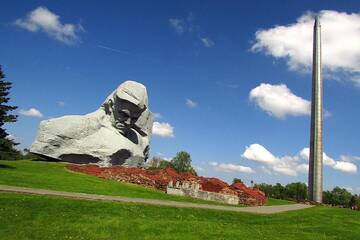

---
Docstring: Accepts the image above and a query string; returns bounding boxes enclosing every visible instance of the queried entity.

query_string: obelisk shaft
[308,17,323,203]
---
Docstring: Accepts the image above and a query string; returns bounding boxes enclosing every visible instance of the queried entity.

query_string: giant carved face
[111,98,142,135]
[103,81,152,138]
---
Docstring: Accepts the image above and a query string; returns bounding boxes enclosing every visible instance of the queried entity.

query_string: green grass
[0,159,232,205]
[0,192,359,240]
[266,198,296,206]
[0,159,295,207]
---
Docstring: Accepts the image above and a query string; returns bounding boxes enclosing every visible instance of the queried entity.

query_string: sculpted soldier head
[102,81,151,137]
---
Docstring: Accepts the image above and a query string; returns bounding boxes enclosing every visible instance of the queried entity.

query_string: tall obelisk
[308,16,323,203]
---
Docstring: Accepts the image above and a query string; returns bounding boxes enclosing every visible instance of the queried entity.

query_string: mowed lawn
[0,159,291,206]
[0,192,359,240]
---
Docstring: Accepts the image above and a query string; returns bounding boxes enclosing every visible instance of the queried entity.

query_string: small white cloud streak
[15,6,83,45]
[152,122,174,138]
[209,161,254,174]
[18,108,43,118]
[169,18,186,34]
[201,38,215,48]
[186,99,198,108]
[57,101,65,107]
[249,83,311,118]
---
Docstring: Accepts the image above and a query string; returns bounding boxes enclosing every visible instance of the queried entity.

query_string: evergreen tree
[0,65,19,159]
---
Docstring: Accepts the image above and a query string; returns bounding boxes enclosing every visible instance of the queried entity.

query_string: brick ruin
[67,164,267,206]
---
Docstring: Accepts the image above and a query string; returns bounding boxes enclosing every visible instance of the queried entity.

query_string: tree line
[147,151,198,176]
[254,182,360,209]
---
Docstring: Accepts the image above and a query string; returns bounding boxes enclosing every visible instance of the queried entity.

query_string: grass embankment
[0,192,359,240]
[0,159,293,206]
[0,159,227,205]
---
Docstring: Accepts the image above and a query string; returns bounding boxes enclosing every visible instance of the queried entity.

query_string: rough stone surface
[30,81,153,167]
[166,182,240,205]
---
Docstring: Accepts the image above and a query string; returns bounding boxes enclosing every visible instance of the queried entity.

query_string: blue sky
[1,1,360,193]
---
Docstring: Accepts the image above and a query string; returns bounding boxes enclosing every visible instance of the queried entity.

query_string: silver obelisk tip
[314,16,321,27]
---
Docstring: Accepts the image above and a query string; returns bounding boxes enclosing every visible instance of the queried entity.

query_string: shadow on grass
[0,164,16,169]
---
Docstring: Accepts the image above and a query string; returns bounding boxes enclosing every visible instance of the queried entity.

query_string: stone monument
[30,80,153,167]
[308,17,323,203]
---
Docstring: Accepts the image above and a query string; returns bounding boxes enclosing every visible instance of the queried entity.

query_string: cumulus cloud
[209,162,255,174]
[169,18,187,34]
[201,38,215,48]
[249,83,310,118]
[251,10,360,84]
[186,99,198,108]
[15,6,83,45]
[152,122,174,138]
[333,161,357,174]
[18,108,43,118]
[340,155,360,162]
[242,144,358,175]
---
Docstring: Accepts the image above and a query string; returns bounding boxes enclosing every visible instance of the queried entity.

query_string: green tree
[0,65,19,160]
[146,156,174,169]
[233,178,243,184]
[254,183,273,197]
[170,151,197,175]
[323,187,352,207]
[349,195,356,208]
[331,187,352,207]
[272,183,286,199]
[285,182,307,201]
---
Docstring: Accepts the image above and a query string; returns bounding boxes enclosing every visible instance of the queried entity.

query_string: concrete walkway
[0,185,313,214]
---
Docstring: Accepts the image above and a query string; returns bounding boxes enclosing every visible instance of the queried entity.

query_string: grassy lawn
[0,192,359,240]
[0,159,292,206]
[0,159,231,205]
[266,198,296,206]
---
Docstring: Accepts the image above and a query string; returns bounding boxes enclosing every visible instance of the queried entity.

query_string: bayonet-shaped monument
[308,16,323,203]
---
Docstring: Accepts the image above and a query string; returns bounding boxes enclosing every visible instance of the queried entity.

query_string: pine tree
[0,65,20,159]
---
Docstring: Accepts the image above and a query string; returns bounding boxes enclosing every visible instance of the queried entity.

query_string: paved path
[0,185,313,214]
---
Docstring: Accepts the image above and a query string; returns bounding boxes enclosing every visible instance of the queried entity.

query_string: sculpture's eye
[119,111,130,119]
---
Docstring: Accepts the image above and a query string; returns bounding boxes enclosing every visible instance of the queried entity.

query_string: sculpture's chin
[115,123,129,135]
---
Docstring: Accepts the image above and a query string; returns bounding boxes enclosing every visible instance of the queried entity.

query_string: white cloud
[339,155,360,162]
[169,18,186,34]
[201,37,215,48]
[57,101,65,107]
[209,161,218,167]
[343,187,354,193]
[152,122,174,138]
[249,83,310,118]
[209,162,254,174]
[15,6,83,45]
[186,99,198,108]
[333,161,357,174]
[18,108,43,118]
[153,112,162,119]
[241,143,278,164]
[251,10,360,84]
[194,165,205,172]
[242,144,358,176]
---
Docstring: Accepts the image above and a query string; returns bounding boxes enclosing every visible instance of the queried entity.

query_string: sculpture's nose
[124,118,131,125]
